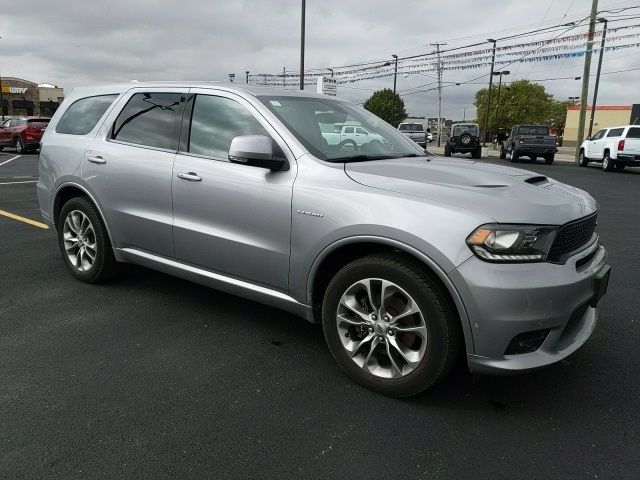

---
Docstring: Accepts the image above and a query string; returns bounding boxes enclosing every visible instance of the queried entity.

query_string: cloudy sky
[1,0,639,121]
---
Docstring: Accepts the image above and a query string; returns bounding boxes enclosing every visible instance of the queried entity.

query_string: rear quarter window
[606,128,624,137]
[56,94,119,135]
[625,127,640,139]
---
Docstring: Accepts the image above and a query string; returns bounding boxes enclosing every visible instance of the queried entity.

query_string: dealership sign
[1,86,28,94]
[316,77,337,96]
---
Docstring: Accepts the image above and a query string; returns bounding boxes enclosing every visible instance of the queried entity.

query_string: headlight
[466,224,558,262]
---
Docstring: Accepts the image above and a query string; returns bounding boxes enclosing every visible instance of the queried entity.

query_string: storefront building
[563,104,640,147]
[0,77,65,118]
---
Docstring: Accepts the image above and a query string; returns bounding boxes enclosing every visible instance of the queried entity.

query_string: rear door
[84,88,187,258]
[171,88,296,291]
[0,119,12,145]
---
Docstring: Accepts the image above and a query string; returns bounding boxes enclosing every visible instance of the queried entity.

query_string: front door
[171,90,295,292]
[83,88,187,258]
[588,129,606,159]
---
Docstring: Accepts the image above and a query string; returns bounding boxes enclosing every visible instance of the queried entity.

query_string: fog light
[505,329,550,355]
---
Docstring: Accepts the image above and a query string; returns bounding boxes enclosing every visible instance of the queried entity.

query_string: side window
[592,130,605,140]
[186,95,269,159]
[356,127,367,135]
[56,94,119,135]
[111,92,183,150]
[606,128,624,137]
[344,126,354,134]
[626,127,640,139]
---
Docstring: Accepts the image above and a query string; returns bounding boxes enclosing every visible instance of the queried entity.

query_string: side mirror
[228,135,286,170]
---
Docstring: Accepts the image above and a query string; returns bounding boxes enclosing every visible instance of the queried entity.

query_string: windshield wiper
[327,153,427,163]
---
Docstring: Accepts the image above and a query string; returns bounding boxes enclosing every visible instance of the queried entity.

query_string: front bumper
[449,239,609,374]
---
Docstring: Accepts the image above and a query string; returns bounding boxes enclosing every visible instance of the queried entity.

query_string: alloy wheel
[336,278,427,379]
[62,210,97,272]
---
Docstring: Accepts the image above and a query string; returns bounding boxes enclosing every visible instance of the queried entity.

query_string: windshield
[399,123,424,132]
[258,96,425,162]
[452,124,478,136]
[517,126,549,136]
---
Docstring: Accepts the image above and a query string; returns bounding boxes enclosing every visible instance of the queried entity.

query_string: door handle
[177,172,202,182]
[87,155,106,164]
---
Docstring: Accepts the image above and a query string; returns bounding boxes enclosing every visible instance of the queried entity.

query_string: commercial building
[563,104,640,146]
[0,77,64,119]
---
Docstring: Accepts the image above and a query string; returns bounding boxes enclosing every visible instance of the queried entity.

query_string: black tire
[510,147,519,163]
[499,145,506,159]
[321,253,460,397]
[15,137,25,154]
[0,145,4,151]
[57,196,118,283]
[544,154,554,165]
[472,146,481,159]
[444,144,451,157]
[578,149,589,167]
[529,155,537,162]
[336,139,358,152]
[602,152,615,172]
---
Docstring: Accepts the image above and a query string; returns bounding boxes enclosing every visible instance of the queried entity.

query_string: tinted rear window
[27,119,49,129]
[56,95,118,135]
[453,124,478,136]
[111,92,182,150]
[399,123,424,131]
[607,128,624,137]
[626,127,640,139]
[517,126,549,135]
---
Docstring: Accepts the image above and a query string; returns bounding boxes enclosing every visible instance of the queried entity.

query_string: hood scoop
[524,175,549,185]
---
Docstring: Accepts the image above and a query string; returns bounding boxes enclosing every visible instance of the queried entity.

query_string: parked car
[322,124,389,150]
[578,125,640,172]
[0,116,50,153]
[37,83,610,397]
[398,122,427,147]
[444,123,481,158]
[500,125,557,164]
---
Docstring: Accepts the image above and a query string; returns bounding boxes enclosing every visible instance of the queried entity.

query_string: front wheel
[322,254,460,397]
[57,197,119,283]
[510,147,519,163]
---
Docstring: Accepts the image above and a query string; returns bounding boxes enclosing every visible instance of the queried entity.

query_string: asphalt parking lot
[1,151,639,479]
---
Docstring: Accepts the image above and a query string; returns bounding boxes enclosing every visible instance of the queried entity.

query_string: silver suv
[37,82,611,397]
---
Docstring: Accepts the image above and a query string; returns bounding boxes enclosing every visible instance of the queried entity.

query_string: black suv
[500,124,557,164]
[444,123,481,158]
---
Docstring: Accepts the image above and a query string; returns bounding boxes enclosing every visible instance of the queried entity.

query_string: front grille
[547,212,598,262]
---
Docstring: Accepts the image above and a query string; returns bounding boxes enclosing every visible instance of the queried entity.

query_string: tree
[474,80,554,134]
[363,89,407,127]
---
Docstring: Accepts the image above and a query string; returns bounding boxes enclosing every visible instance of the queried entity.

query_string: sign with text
[316,77,337,96]
[1,86,28,94]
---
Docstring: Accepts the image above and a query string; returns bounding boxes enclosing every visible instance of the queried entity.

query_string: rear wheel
[499,145,506,159]
[444,144,451,157]
[510,147,519,163]
[530,155,537,161]
[472,146,481,159]
[578,150,589,167]
[322,254,460,397]
[544,154,554,165]
[57,197,118,283]
[15,137,25,154]
[602,152,615,172]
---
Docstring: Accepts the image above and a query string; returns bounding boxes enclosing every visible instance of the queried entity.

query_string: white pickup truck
[322,124,388,149]
[578,125,640,172]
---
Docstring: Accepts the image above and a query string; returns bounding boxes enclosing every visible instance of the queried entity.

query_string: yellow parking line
[0,209,49,229]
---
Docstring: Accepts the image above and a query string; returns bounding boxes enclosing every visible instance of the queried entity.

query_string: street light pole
[391,54,398,126]
[246,71,249,84]
[431,42,446,147]
[575,0,599,160]
[588,18,608,138]
[299,0,306,90]
[482,39,497,147]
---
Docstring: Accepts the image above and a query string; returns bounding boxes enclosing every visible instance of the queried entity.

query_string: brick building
[0,77,64,118]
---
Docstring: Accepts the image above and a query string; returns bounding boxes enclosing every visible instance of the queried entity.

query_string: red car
[0,116,50,153]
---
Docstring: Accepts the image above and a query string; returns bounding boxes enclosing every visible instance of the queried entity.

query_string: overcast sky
[1,0,638,120]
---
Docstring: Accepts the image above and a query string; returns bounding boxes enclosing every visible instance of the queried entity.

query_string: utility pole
[245,71,249,84]
[391,54,398,126]
[482,39,497,147]
[283,67,286,88]
[588,17,607,138]
[463,107,466,122]
[431,42,446,147]
[300,0,306,90]
[575,0,599,161]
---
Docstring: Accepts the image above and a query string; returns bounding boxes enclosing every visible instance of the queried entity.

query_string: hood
[345,157,597,224]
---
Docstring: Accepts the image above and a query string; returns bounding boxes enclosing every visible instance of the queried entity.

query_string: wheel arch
[306,236,474,354]
[53,182,117,250]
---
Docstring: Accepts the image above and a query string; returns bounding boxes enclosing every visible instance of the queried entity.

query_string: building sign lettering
[1,86,28,94]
